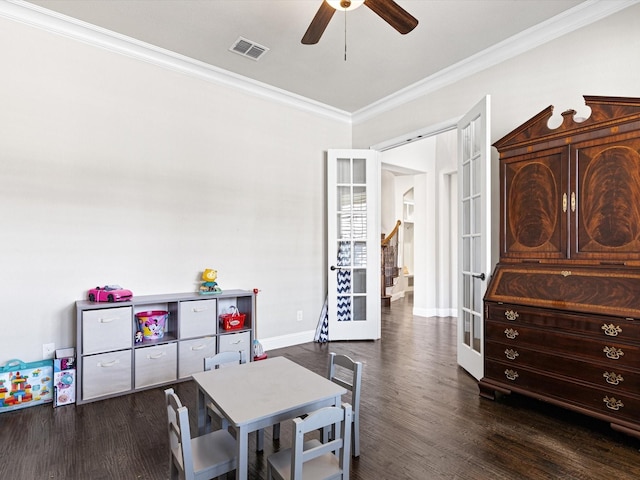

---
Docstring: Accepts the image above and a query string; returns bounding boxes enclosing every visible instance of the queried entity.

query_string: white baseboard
[413,307,457,318]
[258,330,316,352]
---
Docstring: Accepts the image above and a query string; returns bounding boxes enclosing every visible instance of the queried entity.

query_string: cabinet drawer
[134,343,177,388]
[218,331,251,361]
[82,350,132,401]
[486,340,640,396]
[485,359,640,425]
[179,300,216,338]
[83,307,132,355]
[178,336,216,379]
[487,303,640,343]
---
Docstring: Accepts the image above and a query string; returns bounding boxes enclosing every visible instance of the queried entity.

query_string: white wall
[0,16,350,362]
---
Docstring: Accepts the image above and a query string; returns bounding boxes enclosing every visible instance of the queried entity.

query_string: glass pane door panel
[353,242,367,266]
[472,237,481,272]
[462,238,470,270]
[353,186,367,210]
[337,215,351,239]
[463,199,470,234]
[463,311,471,347]
[353,158,366,184]
[337,241,351,266]
[352,269,366,293]
[337,296,351,321]
[353,296,366,321]
[472,196,481,234]
[353,214,367,239]
[337,158,351,183]
[472,154,481,195]
[463,162,470,196]
[338,186,351,212]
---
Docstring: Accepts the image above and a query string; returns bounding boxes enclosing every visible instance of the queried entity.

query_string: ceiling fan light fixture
[327,0,364,11]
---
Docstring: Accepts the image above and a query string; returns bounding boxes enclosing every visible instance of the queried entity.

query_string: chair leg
[272,422,280,440]
[352,416,360,457]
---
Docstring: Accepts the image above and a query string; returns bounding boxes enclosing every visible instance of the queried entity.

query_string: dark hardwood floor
[2,295,640,479]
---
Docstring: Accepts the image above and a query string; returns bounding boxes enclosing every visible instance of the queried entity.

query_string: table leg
[236,425,249,480]
[196,388,206,436]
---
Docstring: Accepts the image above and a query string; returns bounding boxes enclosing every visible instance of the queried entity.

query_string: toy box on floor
[0,358,54,412]
[54,348,76,407]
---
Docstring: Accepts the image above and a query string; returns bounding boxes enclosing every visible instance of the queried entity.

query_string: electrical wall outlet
[43,342,55,360]
[296,310,303,322]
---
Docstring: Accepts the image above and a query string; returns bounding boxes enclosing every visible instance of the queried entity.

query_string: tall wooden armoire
[481,96,640,439]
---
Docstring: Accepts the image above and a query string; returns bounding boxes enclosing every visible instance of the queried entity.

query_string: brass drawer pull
[603,396,624,411]
[504,369,519,381]
[603,346,624,360]
[603,371,624,386]
[562,193,567,212]
[504,348,519,360]
[504,310,519,321]
[601,323,622,337]
[504,328,519,340]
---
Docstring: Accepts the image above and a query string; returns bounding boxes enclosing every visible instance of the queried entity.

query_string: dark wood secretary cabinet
[481,96,640,439]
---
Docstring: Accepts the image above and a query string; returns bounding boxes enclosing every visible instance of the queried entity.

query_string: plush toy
[199,268,222,294]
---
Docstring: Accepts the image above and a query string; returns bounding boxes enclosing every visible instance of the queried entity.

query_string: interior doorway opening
[378,128,458,319]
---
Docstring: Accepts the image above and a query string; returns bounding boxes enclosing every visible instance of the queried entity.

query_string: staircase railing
[381,220,401,306]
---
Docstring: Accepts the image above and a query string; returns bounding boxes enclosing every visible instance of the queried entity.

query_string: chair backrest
[164,388,194,479]
[328,353,362,414]
[203,350,246,371]
[291,403,352,479]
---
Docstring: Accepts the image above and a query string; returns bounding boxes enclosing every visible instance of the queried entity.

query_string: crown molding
[0,0,352,124]
[352,0,640,125]
[2,0,638,127]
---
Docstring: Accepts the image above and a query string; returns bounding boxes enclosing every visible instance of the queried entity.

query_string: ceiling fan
[302,0,418,45]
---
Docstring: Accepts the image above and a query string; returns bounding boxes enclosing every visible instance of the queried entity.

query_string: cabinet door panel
[574,134,640,260]
[502,147,567,259]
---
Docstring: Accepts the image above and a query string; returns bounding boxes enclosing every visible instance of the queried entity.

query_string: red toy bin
[220,307,246,331]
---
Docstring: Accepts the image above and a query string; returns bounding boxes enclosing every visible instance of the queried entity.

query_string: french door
[457,96,491,380]
[326,149,381,340]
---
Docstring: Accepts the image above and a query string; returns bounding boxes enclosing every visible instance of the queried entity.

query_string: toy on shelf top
[199,269,222,295]
[87,285,132,303]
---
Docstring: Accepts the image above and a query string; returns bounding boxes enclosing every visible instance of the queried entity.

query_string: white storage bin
[82,307,132,355]
[218,331,251,362]
[178,336,216,378]
[82,350,132,400]
[179,299,216,339]
[134,343,177,388]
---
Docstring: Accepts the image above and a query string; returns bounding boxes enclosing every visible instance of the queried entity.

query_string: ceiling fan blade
[364,0,418,34]
[302,1,336,45]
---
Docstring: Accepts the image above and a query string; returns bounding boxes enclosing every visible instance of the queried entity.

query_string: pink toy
[88,285,133,303]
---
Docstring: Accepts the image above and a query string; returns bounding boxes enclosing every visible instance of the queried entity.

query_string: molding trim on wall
[1,0,352,124]
[3,0,636,130]
[352,0,640,125]
[260,330,316,352]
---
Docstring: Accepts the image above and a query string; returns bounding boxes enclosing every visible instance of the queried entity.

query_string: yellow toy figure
[199,268,222,294]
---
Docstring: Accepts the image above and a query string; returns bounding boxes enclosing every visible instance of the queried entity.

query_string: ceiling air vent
[229,37,269,61]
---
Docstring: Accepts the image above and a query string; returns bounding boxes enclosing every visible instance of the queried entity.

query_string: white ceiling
[19,0,617,113]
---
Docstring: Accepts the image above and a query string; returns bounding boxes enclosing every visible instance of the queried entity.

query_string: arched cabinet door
[501,145,568,260]
[573,133,640,261]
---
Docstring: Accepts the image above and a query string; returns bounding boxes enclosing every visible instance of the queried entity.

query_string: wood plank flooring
[1,295,640,479]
